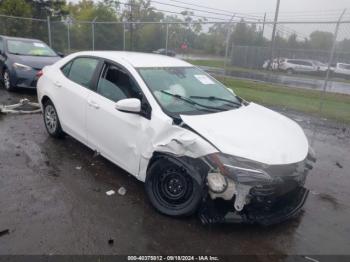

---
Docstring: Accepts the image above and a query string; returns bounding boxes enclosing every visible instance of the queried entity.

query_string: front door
[86,62,151,176]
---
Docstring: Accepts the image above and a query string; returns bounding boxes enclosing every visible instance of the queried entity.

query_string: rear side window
[61,61,72,77]
[62,57,99,88]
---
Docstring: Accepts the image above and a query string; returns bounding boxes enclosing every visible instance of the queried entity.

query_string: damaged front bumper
[199,186,309,226]
[199,152,315,226]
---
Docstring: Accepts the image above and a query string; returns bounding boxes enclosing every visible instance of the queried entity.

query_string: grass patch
[215,76,350,123]
[186,59,225,68]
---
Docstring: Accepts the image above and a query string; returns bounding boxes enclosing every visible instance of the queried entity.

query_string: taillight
[36,70,43,78]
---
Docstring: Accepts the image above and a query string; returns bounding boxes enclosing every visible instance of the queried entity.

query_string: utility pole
[92,17,98,50]
[165,23,169,53]
[47,16,52,47]
[261,12,266,37]
[269,0,280,70]
[224,14,236,74]
[129,0,134,51]
[123,22,126,51]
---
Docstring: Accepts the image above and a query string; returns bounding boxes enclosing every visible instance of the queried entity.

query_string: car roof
[0,35,42,42]
[74,51,192,68]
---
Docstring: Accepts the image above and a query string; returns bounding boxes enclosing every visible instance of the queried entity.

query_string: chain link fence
[1,14,350,123]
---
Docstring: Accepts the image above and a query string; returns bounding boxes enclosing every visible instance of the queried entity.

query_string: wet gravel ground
[0,88,350,257]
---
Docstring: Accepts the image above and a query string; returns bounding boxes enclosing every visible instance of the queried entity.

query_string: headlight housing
[206,153,273,186]
[13,63,32,71]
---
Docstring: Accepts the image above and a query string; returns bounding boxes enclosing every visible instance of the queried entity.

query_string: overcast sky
[174,0,349,19]
[69,0,350,38]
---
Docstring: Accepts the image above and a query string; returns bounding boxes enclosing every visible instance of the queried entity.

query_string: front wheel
[145,157,203,217]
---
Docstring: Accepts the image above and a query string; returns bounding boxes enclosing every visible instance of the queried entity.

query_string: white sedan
[37,51,315,225]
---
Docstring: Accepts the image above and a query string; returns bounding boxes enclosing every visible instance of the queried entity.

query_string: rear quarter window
[61,57,100,88]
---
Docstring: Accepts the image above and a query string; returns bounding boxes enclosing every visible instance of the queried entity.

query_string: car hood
[180,103,309,165]
[9,54,61,70]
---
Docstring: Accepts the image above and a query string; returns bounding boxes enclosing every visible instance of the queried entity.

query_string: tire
[43,100,65,138]
[2,69,15,91]
[145,157,203,217]
[286,68,294,75]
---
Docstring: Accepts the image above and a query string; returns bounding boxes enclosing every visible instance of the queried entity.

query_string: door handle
[88,100,100,109]
[54,81,62,88]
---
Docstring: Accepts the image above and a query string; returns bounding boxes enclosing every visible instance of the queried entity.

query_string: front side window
[7,40,57,57]
[66,57,99,88]
[138,67,241,115]
[97,63,141,102]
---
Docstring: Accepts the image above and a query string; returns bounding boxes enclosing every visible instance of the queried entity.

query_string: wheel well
[146,152,210,185]
[41,96,51,106]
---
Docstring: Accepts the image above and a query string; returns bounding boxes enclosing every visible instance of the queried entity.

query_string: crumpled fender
[137,121,218,182]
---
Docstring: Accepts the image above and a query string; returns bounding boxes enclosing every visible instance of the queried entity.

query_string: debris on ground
[0,229,10,237]
[108,239,114,245]
[106,190,115,196]
[304,256,319,262]
[0,99,41,114]
[336,162,343,168]
[118,187,127,196]
[75,166,82,170]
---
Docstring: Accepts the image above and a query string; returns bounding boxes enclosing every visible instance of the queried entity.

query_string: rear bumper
[199,186,309,226]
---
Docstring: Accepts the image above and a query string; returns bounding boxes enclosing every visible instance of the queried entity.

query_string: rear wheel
[2,69,14,91]
[43,100,65,138]
[145,157,203,217]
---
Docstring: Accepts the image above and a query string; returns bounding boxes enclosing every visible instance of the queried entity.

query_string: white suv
[37,51,315,225]
[279,59,318,74]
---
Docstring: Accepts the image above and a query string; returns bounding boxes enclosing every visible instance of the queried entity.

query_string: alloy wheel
[45,105,58,134]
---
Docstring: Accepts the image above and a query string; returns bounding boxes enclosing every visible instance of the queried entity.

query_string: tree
[309,31,334,50]
[0,0,32,37]
[25,0,68,19]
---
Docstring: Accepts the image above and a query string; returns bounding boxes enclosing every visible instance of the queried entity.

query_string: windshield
[7,40,57,57]
[138,67,241,115]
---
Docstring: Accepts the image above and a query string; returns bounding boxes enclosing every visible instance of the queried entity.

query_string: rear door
[54,56,101,145]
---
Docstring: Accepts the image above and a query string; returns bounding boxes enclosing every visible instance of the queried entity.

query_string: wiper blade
[189,95,241,107]
[160,90,223,111]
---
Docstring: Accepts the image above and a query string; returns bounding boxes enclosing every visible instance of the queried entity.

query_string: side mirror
[115,98,141,113]
[56,52,65,58]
